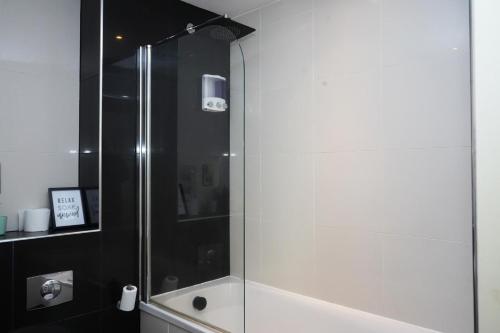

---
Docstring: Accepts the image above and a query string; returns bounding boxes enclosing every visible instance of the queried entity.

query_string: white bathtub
[141,276,440,333]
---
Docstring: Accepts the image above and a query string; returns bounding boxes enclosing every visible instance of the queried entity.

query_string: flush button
[27,270,73,310]
[40,279,62,300]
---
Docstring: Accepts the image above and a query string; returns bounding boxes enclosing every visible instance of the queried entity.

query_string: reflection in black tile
[149,27,233,295]
[101,51,139,310]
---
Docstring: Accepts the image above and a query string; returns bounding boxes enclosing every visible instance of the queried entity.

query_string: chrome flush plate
[26,270,73,310]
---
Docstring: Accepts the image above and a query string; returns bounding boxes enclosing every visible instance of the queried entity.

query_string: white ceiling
[182,0,275,18]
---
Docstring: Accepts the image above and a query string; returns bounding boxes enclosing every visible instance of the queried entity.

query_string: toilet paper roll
[24,208,50,232]
[161,275,179,292]
[118,285,137,312]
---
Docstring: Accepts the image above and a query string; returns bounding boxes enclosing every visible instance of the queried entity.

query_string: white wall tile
[238,0,473,331]
[0,152,78,230]
[260,11,313,154]
[229,153,245,216]
[0,0,80,231]
[381,235,474,333]
[0,0,81,75]
[0,70,79,154]
[381,148,472,243]
[245,155,262,220]
[380,60,471,149]
[230,215,244,278]
[230,42,247,279]
[261,220,315,296]
[260,87,313,154]
[261,153,314,225]
[261,12,312,93]
[245,217,263,281]
[182,0,275,18]
[381,0,470,68]
[239,11,262,156]
[314,226,383,314]
[313,0,380,76]
[315,151,383,232]
[313,71,381,152]
[261,0,313,26]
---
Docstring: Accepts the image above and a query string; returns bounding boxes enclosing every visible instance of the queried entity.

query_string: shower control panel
[26,270,73,310]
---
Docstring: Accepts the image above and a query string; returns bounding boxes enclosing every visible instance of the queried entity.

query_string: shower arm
[155,13,228,46]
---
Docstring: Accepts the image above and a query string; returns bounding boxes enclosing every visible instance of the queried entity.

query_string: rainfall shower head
[194,16,250,42]
[206,24,242,41]
[155,14,255,46]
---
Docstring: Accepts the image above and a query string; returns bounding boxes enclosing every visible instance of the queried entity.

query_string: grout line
[257,8,264,283]
[232,0,281,20]
[316,224,473,246]
[311,0,318,287]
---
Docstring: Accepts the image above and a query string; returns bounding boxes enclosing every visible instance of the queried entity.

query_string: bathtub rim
[142,278,441,333]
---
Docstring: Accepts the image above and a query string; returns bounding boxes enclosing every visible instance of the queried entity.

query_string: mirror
[0,0,101,241]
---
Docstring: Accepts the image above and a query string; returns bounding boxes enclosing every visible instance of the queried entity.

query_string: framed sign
[83,188,99,225]
[49,188,87,230]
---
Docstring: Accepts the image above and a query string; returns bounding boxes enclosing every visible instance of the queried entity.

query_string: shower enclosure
[138,16,250,333]
[139,1,474,332]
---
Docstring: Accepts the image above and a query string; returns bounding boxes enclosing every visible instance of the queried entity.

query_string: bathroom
[0,0,500,332]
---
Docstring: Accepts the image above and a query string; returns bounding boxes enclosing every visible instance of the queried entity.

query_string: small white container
[24,208,50,232]
[18,209,26,231]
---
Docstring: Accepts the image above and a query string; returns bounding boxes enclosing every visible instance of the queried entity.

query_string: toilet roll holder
[117,284,137,311]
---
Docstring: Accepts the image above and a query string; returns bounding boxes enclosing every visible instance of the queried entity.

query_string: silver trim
[469,0,478,331]
[98,0,103,236]
[137,45,152,302]
[145,45,152,302]
[138,46,144,301]
[0,229,100,244]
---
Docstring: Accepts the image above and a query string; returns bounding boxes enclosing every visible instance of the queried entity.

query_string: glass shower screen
[138,21,246,333]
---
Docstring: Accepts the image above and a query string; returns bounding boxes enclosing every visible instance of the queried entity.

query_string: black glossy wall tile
[80,0,101,80]
[11,234,102,329]
[103,0,217,64]
[79,0,101,189]
[5,2,254,333]
[99,306,140,333]
[11,311,101,333]
[100,51,139,309]
[79,75,100,188]
[0,242,13,332]
[149,26,232,294]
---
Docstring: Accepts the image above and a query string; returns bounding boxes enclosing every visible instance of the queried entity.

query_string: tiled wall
[0,0,81,231]
[0,0,142,331]
[237,0,474,332]
[473,1,500,332]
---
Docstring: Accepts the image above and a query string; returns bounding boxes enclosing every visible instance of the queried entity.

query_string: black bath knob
[192,296,207,311]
